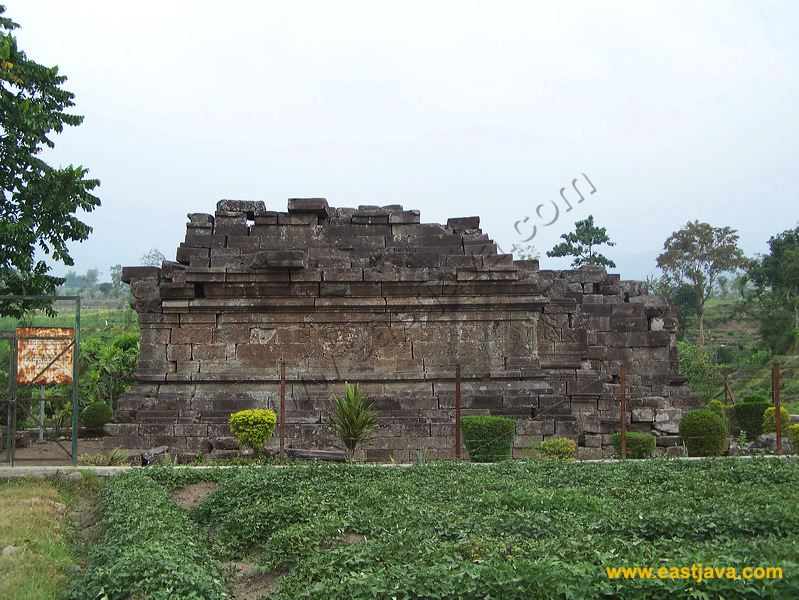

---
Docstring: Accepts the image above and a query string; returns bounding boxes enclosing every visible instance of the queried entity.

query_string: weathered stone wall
[107,199,696,461]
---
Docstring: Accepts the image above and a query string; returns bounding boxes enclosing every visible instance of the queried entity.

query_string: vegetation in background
[140,247,166,267]
[329,383,378,461]
[80,401,113,434]
[656,221,746,349]
[732,396,771,439]
[676,341,720,401]
[512,244,540,261]
[460,415,516,462]
[762,406,791,435]
[0,312,137,431]
[0,6,100,318]
[744,226,799,354]
[546,215,616,268]
[612,431,656,459]
[77,447,129,466]
[529,436,576,460]
[679,409,728,456]
[229,409,277,457]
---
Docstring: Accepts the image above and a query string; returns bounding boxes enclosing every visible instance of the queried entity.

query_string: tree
[109,264,123,291]
[79,267,99,289]
[140,248,165,267]
[656,221,746,350]
[0,7,100,317]
[546,215,616,268]
[745,226,799,353]
[513,244,540,260]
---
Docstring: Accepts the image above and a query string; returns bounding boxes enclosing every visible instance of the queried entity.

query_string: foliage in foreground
[144,459,799,599]
[69,470,226,600]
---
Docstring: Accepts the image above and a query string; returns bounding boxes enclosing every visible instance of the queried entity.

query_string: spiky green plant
[330,383,378,461]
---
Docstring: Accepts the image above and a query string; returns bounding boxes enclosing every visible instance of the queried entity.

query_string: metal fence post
[280,361,286,464]
[71,297,80,466]
[620,364,627,460]
[773,362,781,456]
[455,364,461,460]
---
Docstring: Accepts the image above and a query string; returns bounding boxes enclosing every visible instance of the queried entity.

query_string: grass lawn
[71,459,799,599]
[0,476,94,600]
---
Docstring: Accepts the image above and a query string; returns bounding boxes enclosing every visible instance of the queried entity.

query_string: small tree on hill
[546,215,616,268]
[140,248,165,267]
[656,221,746,350]
[745,226,799,353]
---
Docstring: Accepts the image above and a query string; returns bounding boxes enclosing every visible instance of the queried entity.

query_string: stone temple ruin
[107,199,696,461]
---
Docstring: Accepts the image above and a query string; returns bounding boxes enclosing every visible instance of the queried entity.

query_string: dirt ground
[0,437,106,466]
[171,481,218,509]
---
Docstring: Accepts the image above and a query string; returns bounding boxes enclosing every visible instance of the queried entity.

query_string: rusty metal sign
[16,327,75,385]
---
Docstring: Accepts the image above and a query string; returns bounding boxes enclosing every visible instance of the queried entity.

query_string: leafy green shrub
[229,409,277,456]
[732,398,770,437]
[762,406,791,434]
[743,392,770,403]
[529,436,576,461]
[461,415,516,462]
[80,401,112,434]
[329,383,378,461]
[78,447,129,466]
[679,409,728,457]
[787,425,799,454]
[676,341,720,401]
[707,399,725,418]
[747,348,773,368]
[69,471,226,599]
[612,431,656,459]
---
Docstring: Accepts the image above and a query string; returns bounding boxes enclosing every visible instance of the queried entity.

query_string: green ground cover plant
[69,470,226,600]
[0,477,93,600]
[137,460,799,599]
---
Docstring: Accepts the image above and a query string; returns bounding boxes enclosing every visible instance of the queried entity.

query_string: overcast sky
[7,1,798,280]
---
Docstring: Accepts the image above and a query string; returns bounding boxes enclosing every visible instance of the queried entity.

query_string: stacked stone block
[107,199,696,461]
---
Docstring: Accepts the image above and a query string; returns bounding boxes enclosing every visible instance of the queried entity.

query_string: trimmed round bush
[679,409,728,457]
[461,415,515,462]
[81,401,113,434]
[762,406,791,434]
[530,436,576,461]
[230,409,277,455]
[732,400,770,437]
[612,431,656,459]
